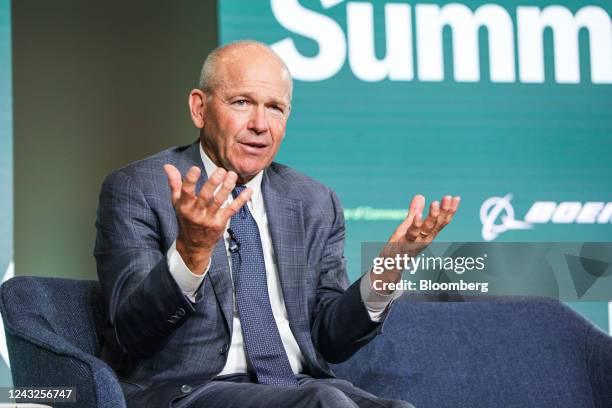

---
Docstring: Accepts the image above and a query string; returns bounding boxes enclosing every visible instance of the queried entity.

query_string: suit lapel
[262,167,308,328]
[176,141,234,333]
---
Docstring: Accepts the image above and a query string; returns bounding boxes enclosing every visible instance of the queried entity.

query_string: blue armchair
[0,276,125,408]
[1,276,611,408]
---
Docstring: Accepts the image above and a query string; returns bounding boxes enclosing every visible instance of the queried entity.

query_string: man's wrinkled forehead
[214,46,292,101]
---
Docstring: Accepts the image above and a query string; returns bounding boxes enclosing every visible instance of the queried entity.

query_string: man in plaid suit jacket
[94,41,459,408]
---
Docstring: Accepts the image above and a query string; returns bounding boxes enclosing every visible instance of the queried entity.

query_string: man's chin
[235,168,264,185]
[224,158,270,184]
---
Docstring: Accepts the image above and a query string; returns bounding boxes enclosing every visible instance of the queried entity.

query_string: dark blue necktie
[229,186,298,387]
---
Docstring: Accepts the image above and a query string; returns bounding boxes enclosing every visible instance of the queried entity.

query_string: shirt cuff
[360,269,403,322]
[167,240,209,302]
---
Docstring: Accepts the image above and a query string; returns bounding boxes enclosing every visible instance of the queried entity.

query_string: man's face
[199,51,291,182]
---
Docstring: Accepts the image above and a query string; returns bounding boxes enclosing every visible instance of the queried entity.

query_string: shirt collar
[199,142,263,202]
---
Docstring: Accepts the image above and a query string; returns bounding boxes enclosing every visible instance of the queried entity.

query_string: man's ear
[188,89,207,129]
[285,104,292,121]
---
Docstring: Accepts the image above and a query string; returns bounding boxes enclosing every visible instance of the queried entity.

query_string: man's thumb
[163,164,182,204]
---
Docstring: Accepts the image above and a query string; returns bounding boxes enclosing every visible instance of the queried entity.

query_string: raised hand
[374,194,461,294]
[163,164,252,274]
[389,194,461,249]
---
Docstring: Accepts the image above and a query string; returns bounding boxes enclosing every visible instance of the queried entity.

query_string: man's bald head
[188,39,293,184]
[199,40,293,101]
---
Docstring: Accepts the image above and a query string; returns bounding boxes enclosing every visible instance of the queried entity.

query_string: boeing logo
[480,195,612,240]
[480,194,532,241]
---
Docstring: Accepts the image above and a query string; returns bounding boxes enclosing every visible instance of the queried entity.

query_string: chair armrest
[4,322,126,408]
[586,325,612,408]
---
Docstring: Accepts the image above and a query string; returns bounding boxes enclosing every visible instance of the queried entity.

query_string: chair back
[332,297,604,408]
[0,276,106,358]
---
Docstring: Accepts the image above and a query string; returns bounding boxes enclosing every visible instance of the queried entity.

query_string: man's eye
[268,105,283,114]
[233,99,249,107]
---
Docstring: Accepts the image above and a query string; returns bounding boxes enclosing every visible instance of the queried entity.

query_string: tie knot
[232,185,247,199]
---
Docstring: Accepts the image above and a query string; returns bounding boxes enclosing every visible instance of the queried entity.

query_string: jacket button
[220,343,229,354]
[181,384,192,394]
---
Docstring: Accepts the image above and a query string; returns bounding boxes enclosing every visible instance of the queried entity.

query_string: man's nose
[248,105,268,135]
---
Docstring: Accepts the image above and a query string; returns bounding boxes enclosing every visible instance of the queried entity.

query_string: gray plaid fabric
[172,374,414,408]
[94,140,397,407]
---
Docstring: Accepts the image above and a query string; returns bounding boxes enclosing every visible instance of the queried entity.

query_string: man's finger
[163,164,182,206]
[181,166,201,199]
[405,213,423,241]
[389,194,426,242]
[443,196,461,225]
[222,187,253,219]
[451,196,461,212]
[409,194,426,220]
[401,193,426,230]
[208,171,238,213]
[439,195,461,227]
[197,167,226,207]
[435,195,452,226]
[421,200,439,234]
[440,195,452,212]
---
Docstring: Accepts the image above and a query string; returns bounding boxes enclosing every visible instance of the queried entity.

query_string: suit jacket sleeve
[94,169,198,359]
[310,190,385,364]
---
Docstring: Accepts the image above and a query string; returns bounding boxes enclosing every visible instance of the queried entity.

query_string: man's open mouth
[240,142,268,149]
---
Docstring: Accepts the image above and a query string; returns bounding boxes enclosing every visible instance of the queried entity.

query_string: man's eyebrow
[228,91,288,107]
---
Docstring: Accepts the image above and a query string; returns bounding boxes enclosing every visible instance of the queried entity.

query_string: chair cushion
[332,297,597,408]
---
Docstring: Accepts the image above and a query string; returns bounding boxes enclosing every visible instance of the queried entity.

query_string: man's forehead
[216,61,291,101]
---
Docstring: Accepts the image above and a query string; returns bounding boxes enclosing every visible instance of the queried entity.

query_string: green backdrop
[219,0,612,332]
[0,0,610,393]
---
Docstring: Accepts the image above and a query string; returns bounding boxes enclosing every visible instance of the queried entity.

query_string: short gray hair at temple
[198,40,293,100]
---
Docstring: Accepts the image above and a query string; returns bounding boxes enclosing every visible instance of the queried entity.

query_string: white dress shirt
[166,144,400,375]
